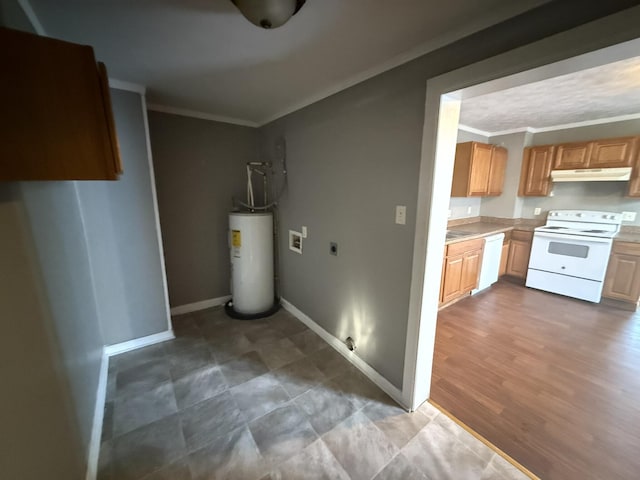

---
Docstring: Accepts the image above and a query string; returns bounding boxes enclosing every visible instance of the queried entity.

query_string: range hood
[551,167,632,182]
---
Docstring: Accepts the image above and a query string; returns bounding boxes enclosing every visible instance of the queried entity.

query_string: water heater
[229,211,274,315]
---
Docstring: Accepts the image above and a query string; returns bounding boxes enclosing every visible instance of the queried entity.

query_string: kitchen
[431,55,640,480]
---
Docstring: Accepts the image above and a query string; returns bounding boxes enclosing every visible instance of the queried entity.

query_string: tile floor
[98,307,530,480]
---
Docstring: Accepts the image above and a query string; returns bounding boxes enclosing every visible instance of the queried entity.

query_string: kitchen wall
[476,118,640,224]
[449,129,488,220]
[480,131,532,219]
[148,112,257,308]
[258,2,640,389]
[77,89,170,344]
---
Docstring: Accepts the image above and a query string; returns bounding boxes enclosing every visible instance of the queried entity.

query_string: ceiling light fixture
[230,0,306,29]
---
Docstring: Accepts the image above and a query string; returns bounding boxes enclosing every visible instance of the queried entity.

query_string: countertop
[444,222,534,245]
[614,231,640,244]
[444,218,640,244]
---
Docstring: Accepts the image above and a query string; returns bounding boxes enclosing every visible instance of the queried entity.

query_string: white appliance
[472,233,505,295]
[526,210,622,302]
[229,211,274,314]
[550,166,632,182]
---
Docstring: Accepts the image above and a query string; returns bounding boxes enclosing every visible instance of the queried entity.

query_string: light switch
[395,205,406,225]
[301,226,308,238]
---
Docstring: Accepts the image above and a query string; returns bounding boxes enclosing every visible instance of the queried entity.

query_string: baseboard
[169,295,232,316]
[85,349,109,480]
[281,298,407,409]
[104,330,175,357]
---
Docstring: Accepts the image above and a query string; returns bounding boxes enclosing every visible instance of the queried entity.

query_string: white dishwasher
[472,233,505,295]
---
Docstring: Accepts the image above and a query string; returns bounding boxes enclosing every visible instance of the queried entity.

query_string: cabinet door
[602,254,640,302]
[499,242,509,277]
[591,136,638,168]
[468,143,493,195]
[461,249,483,292]
[506,240,531,279]
[0,27,121,180]
[519,146,554,196]
[441,254,464,304]
[554,142,593,169]
[487,146,507,196]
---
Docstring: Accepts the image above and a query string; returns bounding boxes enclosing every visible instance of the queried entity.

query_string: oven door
[528,231,613,281]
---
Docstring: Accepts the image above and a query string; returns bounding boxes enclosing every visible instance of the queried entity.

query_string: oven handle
[533,231,613,244]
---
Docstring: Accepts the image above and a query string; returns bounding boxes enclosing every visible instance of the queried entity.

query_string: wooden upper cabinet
[519,145,554,196]
[554,141,593,169]
[451,142,507,197]
[628,148,640,197]
[487,146,507,195]
[590,136,638,168]
[0,27,121,181]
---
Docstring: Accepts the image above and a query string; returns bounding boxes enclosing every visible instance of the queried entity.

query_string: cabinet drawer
[612,241,640,256]
[511,230,533,242]
[446,238,484,257]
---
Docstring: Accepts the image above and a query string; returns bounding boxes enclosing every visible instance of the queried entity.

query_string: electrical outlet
[467,206,472,215]
[301,226,308,238]
[395,205,406,225]
[534,207,541,215]
[447,209,452,218]
[622,211,637,222]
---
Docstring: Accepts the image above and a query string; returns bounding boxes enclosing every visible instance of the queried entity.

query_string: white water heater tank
[229,211,274,314]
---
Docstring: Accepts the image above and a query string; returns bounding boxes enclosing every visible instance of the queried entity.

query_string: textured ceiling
[29,0,547,125]
[460,56,640,134]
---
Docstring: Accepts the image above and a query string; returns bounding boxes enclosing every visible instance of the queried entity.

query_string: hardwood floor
[431,281,640,480]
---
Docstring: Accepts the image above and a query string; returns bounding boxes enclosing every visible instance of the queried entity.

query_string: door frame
[402,9,640,410]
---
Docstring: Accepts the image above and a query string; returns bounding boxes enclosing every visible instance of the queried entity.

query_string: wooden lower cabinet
[499,241,509,277]
[505,230,533,279]
[602,242,640,306]
[440,238,484,307]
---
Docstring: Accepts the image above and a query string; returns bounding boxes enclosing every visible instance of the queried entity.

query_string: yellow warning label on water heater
[232,230,241,247]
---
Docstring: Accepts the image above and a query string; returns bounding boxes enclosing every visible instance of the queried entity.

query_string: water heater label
[232,230,241,247]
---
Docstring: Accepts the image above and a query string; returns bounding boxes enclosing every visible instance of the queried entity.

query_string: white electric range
[526,210,623,302]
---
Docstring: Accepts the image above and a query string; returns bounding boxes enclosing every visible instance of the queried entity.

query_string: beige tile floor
[98,307,530,480]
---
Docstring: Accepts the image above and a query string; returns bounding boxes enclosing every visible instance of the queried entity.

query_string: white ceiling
[28,0,548,126]
[460,56,640,135]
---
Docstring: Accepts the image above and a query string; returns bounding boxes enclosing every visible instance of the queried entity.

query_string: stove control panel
[546,210,622,225]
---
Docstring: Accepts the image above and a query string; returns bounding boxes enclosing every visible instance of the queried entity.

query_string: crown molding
[462,112,640,138]
[18,0,47,36]
[146,103,259,128]
[108,78,146,94]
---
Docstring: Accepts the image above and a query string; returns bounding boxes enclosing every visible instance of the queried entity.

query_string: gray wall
[0,184,87,480]
[77,90,169,344]
[148,112,257,307]
[258,2,640,389]
[0,4,99,478]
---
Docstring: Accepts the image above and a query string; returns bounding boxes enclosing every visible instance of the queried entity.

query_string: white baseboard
[104,330,175,357]
[281,298,407,409]
[85,349,109,480]
[170,295,231,315]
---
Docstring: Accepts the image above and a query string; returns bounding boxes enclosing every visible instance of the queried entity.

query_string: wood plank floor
[431,281,640,480]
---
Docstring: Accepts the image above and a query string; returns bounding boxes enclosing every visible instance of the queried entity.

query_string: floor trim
[281,298,407,409]
[85,349,109,480]
[169,295,232,316]
[429,400,540,480]
[104,330,175,357]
